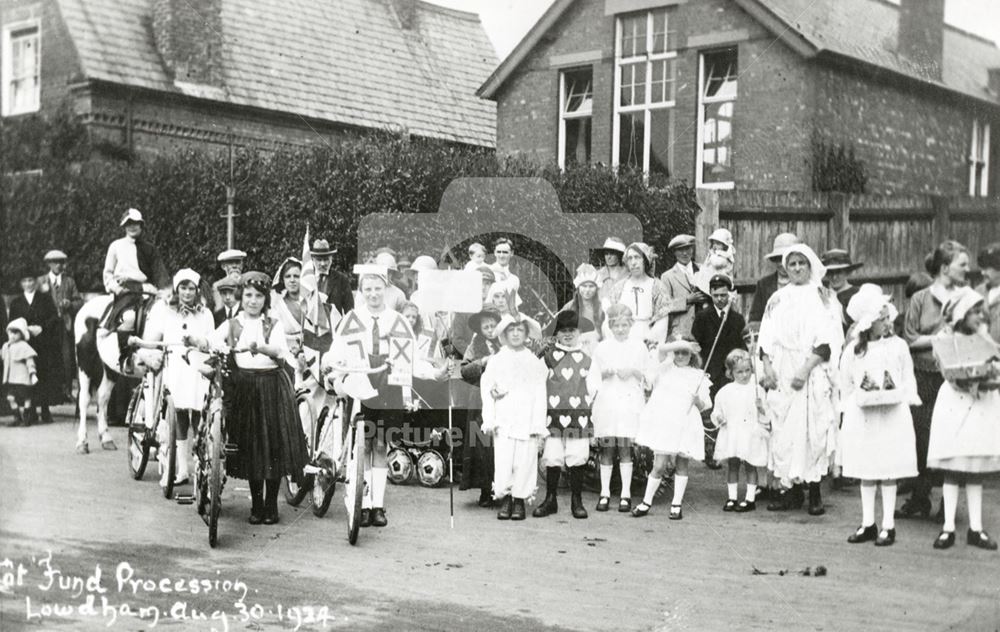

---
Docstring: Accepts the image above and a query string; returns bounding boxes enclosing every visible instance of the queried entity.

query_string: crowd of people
[4,207,1000,551]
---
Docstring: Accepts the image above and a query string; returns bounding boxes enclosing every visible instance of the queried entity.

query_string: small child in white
[633,336,712,519]
[2,318,39,426]
[712,349,770,512]
[480,315,549,521]
[464,243,488,270]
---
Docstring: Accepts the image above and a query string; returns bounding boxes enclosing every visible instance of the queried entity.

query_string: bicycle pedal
[175,494,195,505]
[224,443,239,455]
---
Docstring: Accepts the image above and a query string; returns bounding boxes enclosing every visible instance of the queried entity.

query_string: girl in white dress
[839,285,919,547]
[712,349,770,512]
[928,287,1000,551]
[589,304,649,513]
[633,336,711,520]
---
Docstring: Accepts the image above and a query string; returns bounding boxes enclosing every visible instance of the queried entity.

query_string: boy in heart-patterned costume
[534,310,596,519]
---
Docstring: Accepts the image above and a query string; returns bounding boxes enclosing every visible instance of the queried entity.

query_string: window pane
[649,108,672,177]
[620,14,647,57]
[565,118,592,166]
[650,59,675,104]
[650,9,676,54]
[702,101,735,184]
[619,62,645,107]
[618,112,645,170]
[703,48,738,100]
[563,69,593,116]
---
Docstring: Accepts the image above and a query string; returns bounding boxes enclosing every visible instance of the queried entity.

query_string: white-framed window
[970,119,990,197]
[558,67,593,169]
[1,20,41,116]
[612,8,676,175]
[696,48,737,189]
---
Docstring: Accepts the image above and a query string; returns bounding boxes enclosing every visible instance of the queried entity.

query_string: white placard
[417,270,483,313]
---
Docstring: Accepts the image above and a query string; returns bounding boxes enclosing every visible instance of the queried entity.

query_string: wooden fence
[694,189,1000,310]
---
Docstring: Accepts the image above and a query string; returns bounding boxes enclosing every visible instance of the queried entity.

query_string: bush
[2,111,697,303]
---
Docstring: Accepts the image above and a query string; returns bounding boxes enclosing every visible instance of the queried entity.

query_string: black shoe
[807,482,825,516]
[735,500,756,513]
[618,498,632,513]
[533,492,558,517]
[262,510,279,525]
[631,502,651,518]
[10,410,24,426]
[360,508,372,527]
[933,531,955,549]
[595,496,611,512]
[895,495,931,520]
[248,512,264,525]
[569,466,587,519]
[723,499,738,512]
[497,495,513,520]
[767,490,793,511]
[669,504,683,520]
[477,489,493,508]
[39,407,54,424]
[847,524,878,543]
[875,528,896,547]
[511,498,526,521]
[371,508,387,527]
[967,529,998,551]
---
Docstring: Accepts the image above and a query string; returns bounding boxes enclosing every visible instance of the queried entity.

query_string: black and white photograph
[1,0,1000,629]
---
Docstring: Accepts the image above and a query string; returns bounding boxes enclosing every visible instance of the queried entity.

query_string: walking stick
[688,303,730,418]
[448,370,455,529]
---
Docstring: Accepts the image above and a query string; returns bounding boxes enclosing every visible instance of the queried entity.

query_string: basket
[855,389,905,408]
[932,333,1000,383]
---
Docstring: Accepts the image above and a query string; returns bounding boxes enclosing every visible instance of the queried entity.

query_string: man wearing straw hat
[38,249,83,402]
[821,248,864,332]
[747,232,800,330]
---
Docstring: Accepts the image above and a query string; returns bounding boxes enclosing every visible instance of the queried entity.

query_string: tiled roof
[56,0,498,147]
[479,0,1000,106]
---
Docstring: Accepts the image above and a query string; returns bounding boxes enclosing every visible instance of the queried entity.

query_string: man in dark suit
[748,233,800,329]
[310,238,354,318]
[0,295,8,417]
[212,276,242,327]
[10,269,61,424]
[692,274,747,470]
[38,250,83,402]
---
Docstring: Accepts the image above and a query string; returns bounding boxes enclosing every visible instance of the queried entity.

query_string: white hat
[119,208,144,226]
[658,337,701,355]
[944,286,986,326]
[43,250,67,262]
[172,268,201,290]
[708,228,734,249]
[410,255,438,272]
[599,237,627,254]
[496,313,542,343]
[216,249,247,263]
[846,284,897,334]
[668,234,696,250]
[6,317,30,341]
[766,233,800,260]
[781,244,826,287]
[374,252,398,271]
[574,263,599,288]
[353,263,389,283]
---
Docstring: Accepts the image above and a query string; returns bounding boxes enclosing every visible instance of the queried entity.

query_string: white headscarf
[782,244,826,287]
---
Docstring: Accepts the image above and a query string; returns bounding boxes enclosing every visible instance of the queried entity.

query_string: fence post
[932,195,950,244]
[695,188,720,249]
[828,192,851,250]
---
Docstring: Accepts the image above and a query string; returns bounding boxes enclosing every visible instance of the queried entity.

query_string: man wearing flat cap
[310,238,354,318]
[212,249,247,310]
[38,250,83,402]
[660,234,709,339]
[820,249,864,332]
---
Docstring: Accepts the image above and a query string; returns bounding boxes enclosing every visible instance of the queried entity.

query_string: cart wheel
[208,410,223,548]
[162,400,178,499]
[345,417,365,545]
[311,469,335,518]
[125,386,150,480]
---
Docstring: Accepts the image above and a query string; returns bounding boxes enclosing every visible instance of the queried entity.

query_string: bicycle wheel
[208,409,223,548]
[345,417,365,545]
[283,475,312,506]
[125,385,150,480]
[161,398,178,499]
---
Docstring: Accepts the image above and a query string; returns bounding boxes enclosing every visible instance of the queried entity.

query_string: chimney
[391,0,417,30]
[897,0,944,80]
[152,0,223,86]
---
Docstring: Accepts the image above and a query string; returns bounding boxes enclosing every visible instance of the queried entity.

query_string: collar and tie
[371,316,381,356]
[631,286,644,313]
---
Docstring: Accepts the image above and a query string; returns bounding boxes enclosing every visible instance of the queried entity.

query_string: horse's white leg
[77,372,91,446]
[97,375,114,443]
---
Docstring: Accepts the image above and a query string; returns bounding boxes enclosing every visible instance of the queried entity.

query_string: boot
[11,408,24,427]
[511,498,526,521]
[117,332,133,372]
[789,483,805,509]
[766,488,793,511]
[39,406,53,424]
[478,487,494,508]
[570,466,588,519]
[263,478,280,524]
[497,495,513,520]
[532,467,560,517]
[807,482,825,516]
[248,480,264,524]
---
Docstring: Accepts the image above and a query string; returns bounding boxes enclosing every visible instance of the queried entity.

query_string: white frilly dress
[142,301,214,411]
[838,336,920,480]
[588,336,650,439]
[636,364,711,458]
[711,381,770,467]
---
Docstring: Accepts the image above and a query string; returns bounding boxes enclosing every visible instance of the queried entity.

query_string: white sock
[861,483,876,527]
[600,465,613,497]
[967,484,984,532]
[942,482,959,532]
[643,476,661,506]
[363,470,373,509]
[881,482,897,530]
[372,467,388,508]
[672,475,689,506]
[727,483,739,501]
[746,484,757,502]
[175,439,189,482]
[619,462,633,499]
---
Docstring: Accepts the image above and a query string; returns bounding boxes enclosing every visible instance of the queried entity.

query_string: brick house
[477,0,1000,197]
[0,0,497,156]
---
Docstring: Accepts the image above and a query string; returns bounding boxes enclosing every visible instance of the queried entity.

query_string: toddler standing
[2,318,38,425]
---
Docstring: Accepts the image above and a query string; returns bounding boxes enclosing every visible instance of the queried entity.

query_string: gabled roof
[478,0,1000,107]
[56,0,498,147]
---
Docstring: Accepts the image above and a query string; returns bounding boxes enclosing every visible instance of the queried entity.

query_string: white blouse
[209,313,295,369]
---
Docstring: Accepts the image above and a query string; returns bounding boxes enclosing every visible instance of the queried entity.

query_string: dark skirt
[224,367,308,482]
[912,369,944,476]
[102,281,145,331]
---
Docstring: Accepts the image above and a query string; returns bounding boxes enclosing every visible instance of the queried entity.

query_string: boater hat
[310,239,336,256]
[598,237,627,255]
[765,233,800,261]
[820,249,863,272]
[217,249,247,263]
[43,250,67,262]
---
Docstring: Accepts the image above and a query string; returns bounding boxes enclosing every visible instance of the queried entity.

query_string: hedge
[1,111,698,307]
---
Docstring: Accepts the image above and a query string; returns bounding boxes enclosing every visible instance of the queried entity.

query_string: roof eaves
[731,0,820,58]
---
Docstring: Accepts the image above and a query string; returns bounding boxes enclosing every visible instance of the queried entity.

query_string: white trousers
[541,436,590,468]
[493,436,538,500]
